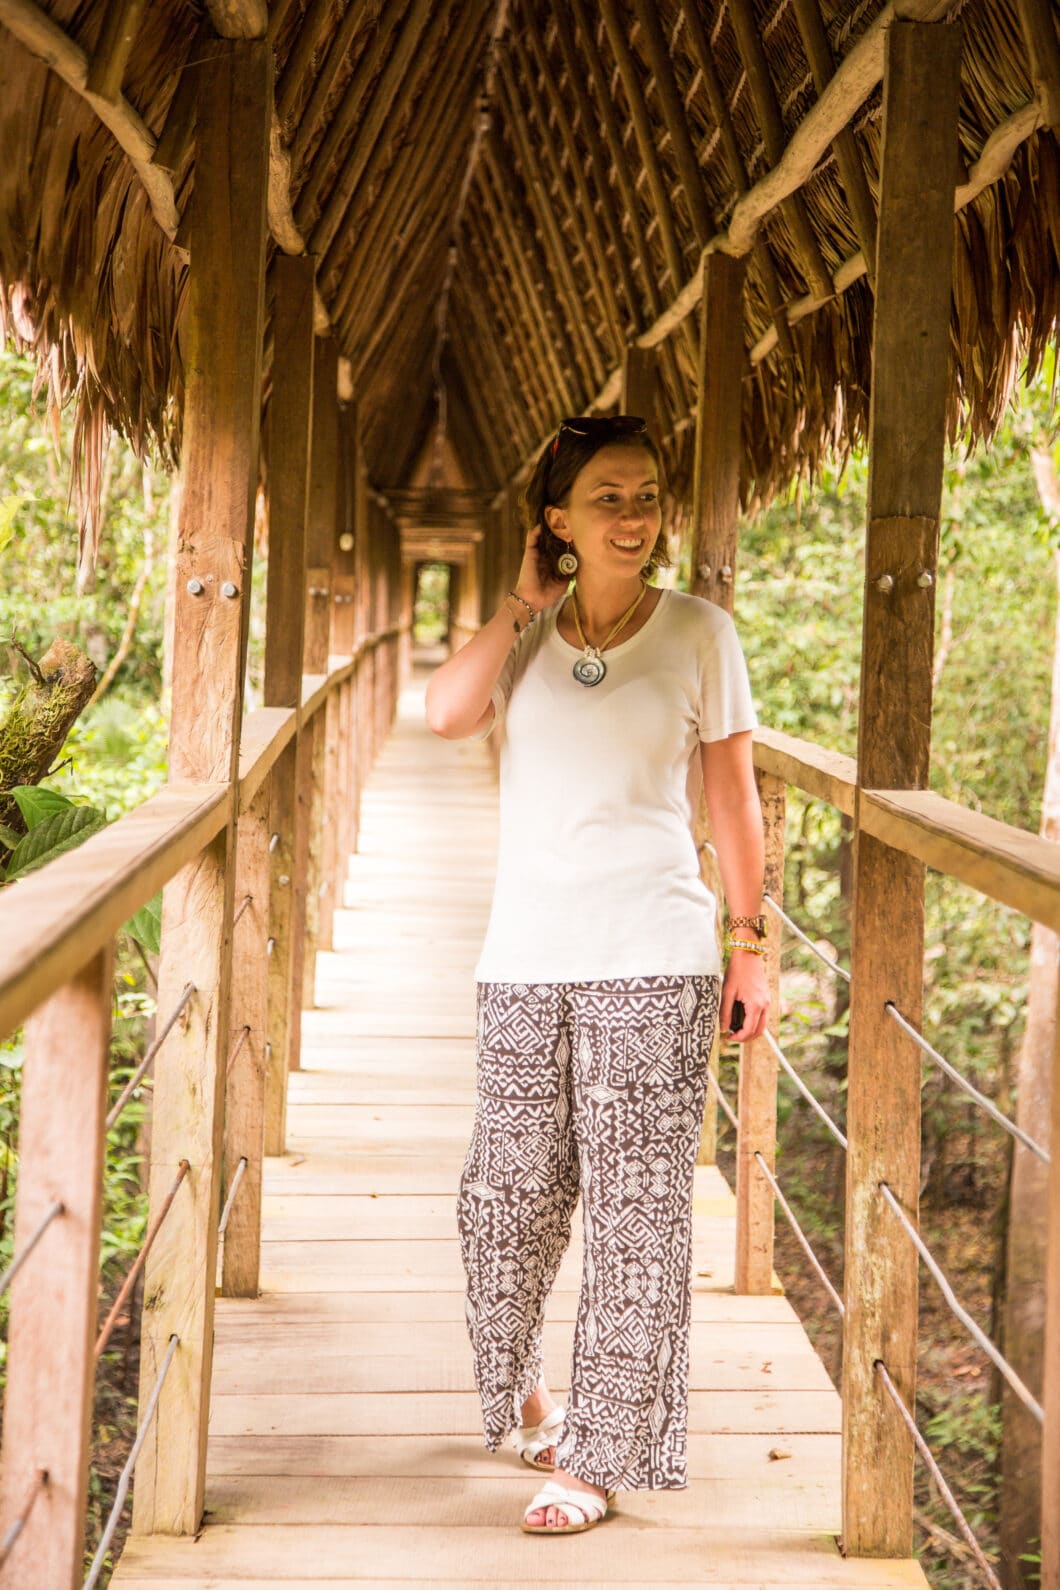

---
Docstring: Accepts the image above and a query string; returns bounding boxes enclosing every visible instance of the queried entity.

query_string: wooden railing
[722,726,1060,1576]
[0,624,404,1587]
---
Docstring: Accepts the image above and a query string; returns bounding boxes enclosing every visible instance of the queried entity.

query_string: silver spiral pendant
[573,649,606,687]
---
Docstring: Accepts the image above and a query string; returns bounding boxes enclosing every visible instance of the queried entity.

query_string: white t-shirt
[472,586,759,983]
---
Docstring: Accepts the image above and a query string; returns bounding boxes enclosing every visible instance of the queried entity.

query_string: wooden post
[1042,988,1060,1587]
[132,37,269,1536]
[331,401,358,907]
[734,772,784,1292]
[690,253,750,1174]
[301,339,338,1005]
[263,254,315,1148]
[221,772,270,1297]
[841,18,961,1556]
[0,948,113,1587]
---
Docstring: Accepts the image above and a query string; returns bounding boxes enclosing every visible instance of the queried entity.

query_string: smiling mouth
[611,537,644,550]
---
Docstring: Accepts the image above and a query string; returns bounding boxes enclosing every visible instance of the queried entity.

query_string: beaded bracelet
[504,590,537,634]
[726,937,767,956]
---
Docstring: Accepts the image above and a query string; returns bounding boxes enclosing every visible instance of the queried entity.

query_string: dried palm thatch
[0,0,1056,557]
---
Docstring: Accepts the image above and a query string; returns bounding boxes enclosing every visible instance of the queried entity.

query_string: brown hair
[522,423,672,586]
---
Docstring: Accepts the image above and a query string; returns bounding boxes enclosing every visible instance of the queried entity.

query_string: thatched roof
[0,0,1057,538]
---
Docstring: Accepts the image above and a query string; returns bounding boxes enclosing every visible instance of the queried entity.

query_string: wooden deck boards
[113,664,928,1587]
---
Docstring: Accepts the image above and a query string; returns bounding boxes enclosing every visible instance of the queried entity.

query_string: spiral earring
[557,542,578,576]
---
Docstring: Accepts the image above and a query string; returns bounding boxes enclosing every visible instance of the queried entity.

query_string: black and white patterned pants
[457,973,721,1491]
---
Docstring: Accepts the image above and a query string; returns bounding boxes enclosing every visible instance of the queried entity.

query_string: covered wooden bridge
[0,0,1058,1585]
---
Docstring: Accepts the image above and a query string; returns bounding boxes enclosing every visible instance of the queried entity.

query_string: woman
[425,415,770,1534]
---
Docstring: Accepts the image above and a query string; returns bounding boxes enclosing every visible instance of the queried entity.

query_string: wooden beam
[841,17,962,1557]
[0,948,113,1588]
[621,342,658,431]
[132,36,270,1538]
[1044,981,1060,1589]
[263,254,315,1142]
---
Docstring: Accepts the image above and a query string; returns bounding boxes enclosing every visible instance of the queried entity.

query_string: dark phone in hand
[729,999,745,1033]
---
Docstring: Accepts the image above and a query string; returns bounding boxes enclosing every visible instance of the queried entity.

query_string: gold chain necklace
[568,580,648,687]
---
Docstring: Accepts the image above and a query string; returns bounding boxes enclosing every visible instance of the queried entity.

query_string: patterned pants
[457,973,721,1491]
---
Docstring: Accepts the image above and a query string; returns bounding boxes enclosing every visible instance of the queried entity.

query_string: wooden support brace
[1042,977,1060,1588]
[841,17,961,1557]
[0,947,113,1589]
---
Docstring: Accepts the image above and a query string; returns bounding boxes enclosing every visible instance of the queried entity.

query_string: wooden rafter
[453,275,540,457]
[567,0,688,404]
[463,200,556,443]
[727,0,834,300]
[85,0,147,102]
[328,0,481,329]
[496,52,605,392]
[311,0,437,270]
[629,0,712,250]
[479,142,580,413]
[790,0,879,283]
[288,0,381,176]
[289,1,397,227]
[680,0,795,359]
[598,0,688,294]
[549,8,640,335]
[512,18,624,355]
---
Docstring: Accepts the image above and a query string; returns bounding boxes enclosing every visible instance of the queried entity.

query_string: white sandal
[511,1403,566,1470]
[521,1478,613,1534]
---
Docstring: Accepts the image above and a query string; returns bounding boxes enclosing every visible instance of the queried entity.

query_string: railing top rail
[0,642,399,1045]
[752,727,857,816]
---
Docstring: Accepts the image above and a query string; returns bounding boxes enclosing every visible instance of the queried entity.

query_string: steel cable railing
[0,1199,64,1299]
[753,1150,845,1317]
[763,890,851,982]
[875,1360,1003,1590]
[762,1030,848,1150]
[706,1067,740,1133]
[83,1333,180,1590]
[95,1160,190,1359]
[106,982,196,1131]
[885,1001,1048,1164]
[877,1180,1043,1424]
[217,1156,248,1238]
[0,1468,48,1569]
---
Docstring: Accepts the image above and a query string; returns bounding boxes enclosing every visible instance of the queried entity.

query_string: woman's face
[546,444,662,577]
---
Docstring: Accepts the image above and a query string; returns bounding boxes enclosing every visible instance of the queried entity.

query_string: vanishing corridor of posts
[0,0,1057,1585]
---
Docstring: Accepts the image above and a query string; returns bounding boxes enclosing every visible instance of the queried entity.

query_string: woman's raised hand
[513,523,573,614]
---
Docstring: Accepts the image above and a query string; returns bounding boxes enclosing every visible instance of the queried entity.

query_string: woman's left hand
[721,950,770,1042]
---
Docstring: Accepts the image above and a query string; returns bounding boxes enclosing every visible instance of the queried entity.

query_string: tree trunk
[0,638,97,832]
[998,453,1060,1586]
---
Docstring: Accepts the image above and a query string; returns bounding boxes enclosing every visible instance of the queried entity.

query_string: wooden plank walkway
[114,659,930,1587]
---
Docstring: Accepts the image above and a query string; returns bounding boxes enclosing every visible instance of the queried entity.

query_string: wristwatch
[727,913,767,940]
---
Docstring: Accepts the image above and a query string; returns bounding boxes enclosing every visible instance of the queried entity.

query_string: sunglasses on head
[551,414,647,457]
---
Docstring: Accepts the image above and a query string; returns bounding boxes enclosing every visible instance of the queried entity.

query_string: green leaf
[0,824,21,850]
[9,785,77,830]
[4,806,107,881]
[124,889,162,954]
